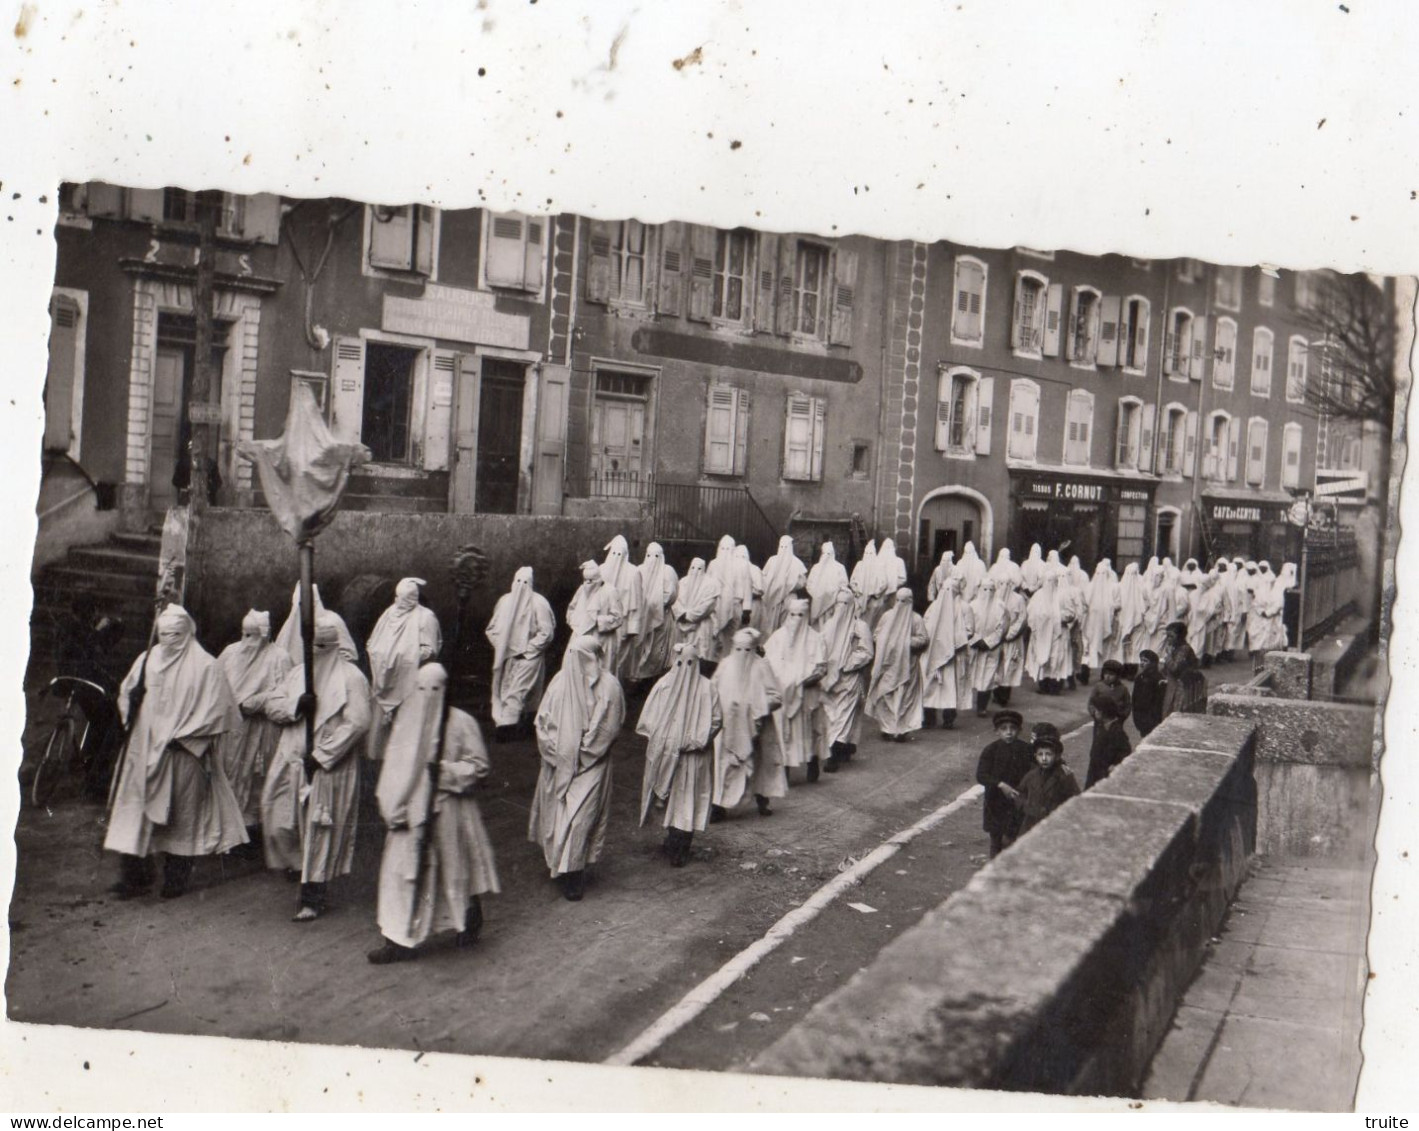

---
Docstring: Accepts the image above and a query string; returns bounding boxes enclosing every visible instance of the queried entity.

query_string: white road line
[602,781,986,1068]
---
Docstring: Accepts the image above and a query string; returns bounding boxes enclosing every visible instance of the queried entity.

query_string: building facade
[38,184,1388,593]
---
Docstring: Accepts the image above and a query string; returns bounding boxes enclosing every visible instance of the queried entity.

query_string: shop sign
[1119,488,1151,502]
[1026,479,1106,502]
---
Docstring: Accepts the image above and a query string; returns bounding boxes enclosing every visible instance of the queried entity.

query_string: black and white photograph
[2,1,1416,1117]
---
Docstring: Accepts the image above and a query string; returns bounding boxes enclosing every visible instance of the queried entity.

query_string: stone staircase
[256,470,451,515]
[28,528,165,687]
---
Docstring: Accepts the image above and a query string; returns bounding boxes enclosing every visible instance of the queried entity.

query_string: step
[38,565,163,599]
[340,494,448,514]
[346,471,450,499]
[66,545,163,576]
[110,531,163,553]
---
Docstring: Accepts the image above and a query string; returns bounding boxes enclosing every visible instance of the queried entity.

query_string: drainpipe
[1153,271,1171,556]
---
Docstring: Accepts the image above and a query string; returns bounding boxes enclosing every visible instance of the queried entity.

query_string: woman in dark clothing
[1085,695,1132,788]
[1131,649,1165,737]
[975,709,1035,857]
[1160,620,1207,718]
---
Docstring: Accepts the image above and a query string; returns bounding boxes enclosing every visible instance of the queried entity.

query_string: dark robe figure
[975,709,1034,857]
[1131,649,1165,738]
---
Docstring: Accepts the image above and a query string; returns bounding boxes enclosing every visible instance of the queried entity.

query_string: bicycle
[29,675,122,809]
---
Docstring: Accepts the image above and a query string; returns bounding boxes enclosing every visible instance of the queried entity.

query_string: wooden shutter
[416,206,438,277]
[587,219,616,304]
[1098,295,1121,367]
[1163,318,1176,376]
[532,363,570,514]
[1184,410,1199,476]
[240,194,282,244]
[955,260,984,341]
[1010,278,1025,350]
[1009,380,1040,461]
[84,183,124,219]
[330,337,366,445]
[44,295,80,453]
[935,371,951,452]
[829,247,857,346]
[485,213,527,287]
[1114,400,1129,466]
[127,188,164,223]
[1247,421,1267,485]
[1226,415,1241,480]
[1140,403,1156,471]
[657,222,685,316]
[704,384,739,474]
[752,232,778,331]
[783,395,814,480]
[732,388,750,475]
[1190,315,1208,382]
[974,376,994,455]
[1282,425,1300,488]
[808,397,827,479]
[686,225,716,323]
[370,206,415,270]
[1043,284,1063,356]
[1133,302,1151,372]
[423,350,456,471]
[776,236,798,335]
[519,217,543,290]
[1064,289,1081,361]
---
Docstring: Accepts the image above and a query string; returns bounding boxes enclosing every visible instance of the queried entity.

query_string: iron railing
[565,470,655,501]
[1295,528,1362,644]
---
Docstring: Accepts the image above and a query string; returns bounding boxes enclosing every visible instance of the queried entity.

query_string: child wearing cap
[1085,694,1133,788]
[1001,731,1080,837]
[974,709,1035,857]
[1087,659,1132,727]
[1131,649,1165,738]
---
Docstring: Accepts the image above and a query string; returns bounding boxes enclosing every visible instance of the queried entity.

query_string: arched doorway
[915,487,993,577]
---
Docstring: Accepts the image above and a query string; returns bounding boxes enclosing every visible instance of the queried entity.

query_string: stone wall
[750,713,1257,1097]
[1208,691,1378,859]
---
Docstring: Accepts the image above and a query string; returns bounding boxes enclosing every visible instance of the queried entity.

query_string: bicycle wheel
[30,719,77,809]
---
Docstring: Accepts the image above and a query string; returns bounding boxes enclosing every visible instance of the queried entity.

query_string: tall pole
[189,192,219,514]
[299,538,316,765]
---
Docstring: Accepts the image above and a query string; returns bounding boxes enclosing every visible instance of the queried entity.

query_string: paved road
[6,656,1259,1070]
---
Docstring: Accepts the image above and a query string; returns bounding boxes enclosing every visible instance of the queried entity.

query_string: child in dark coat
[1131,649,1165,738]
[1085,694,1133,788]
[975,709,1035,857]
[1002,732,1080,836]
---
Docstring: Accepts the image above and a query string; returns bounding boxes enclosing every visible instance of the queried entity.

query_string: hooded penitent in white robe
[969,577,1009,694]
[600,535,644,681]
[217,610,292,825]
[105,605,246,859]
[806,542,850,626]
[637,644,722,833]
[738,545,768,635]
[958,542,988,602]
[630,543,680,682]
[1081,560,1121,670]
[1250,563,1295,652]
[1187,575,1221,656]
[565,562,627,666]
[366,578,442,761]
[707,535,754,660]
[1226,558,1252,652]
[1115,564,1149,665]
[528,636,627,878]
[926,551,956,603]
[711,629,785,808]
[865,539,908,630]
[1206,564,1237,656]
[850,540,878,613]
[1026,570,1074,682]
[1020,544,1047,594]
[275,582,359,664]
[261,612,373,882]
[486,567,556,727]
[375,664,499,950]
[671,557,722,660]
[817,587,875,746]
[988,549,1023,592]
[763,599,829,769]
[865,589,928,736]
[997,581,1030,688]
[761,535,808,635]
[921,574,968,711]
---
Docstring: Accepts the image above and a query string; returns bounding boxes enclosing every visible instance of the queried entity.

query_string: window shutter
[525,362,569,514]
[974,376,994,455]
[775,236,798,335]
[1190,315,1208,382]
[239,194,282,244]
[1011,280,1025,350]
[127,188,164,223]
[1226,416,1241,480]
[1043,284,1063,356]
[1115,400,1128,466]
[652,221,685,316]
[422,350,456,472]
[485,213,526,287]
[1163,324,1175,375]
[84,183,124,219]
[330,337,367,445]
[829,247,857,346]
[687,225,716,323]
[810,397,827,479]
[370,206,415,270]
[1063,289,1079,362]
[751,231,778,331]
[415,206,438,277]
[521,217,544,291]
[935,371,951,453]
[732,388,750,475]
[44,295,80,453]
[1133,303,1151,372]
[1184,410,1199,476]
[1098,295,1121,367]
[1140,402,1156,471]
[1248,421,1267,485]
[587,219,616,304]
[704,384,733,473]
[783,394,814,480]
[954,260,984,342]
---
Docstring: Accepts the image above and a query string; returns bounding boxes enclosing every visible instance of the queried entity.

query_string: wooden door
[148,345,186,511]
[590,396,645,491]
[452,354,480,514]
[474,359,525,515]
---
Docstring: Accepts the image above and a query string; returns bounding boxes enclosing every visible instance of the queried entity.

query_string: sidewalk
[1142,854,1371,1111]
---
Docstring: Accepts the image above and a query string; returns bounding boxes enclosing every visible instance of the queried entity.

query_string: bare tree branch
[1296,273,1396,427]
